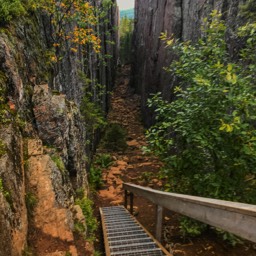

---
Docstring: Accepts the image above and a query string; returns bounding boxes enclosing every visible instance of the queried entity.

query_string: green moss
[0,140,6,157]
[51,154,66,173]
[25,192,37,215]
[0,178,11,205]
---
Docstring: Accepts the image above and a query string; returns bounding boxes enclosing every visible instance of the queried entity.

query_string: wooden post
[124,190,128,209]
[130,192,134,214]
[156,205,163,241]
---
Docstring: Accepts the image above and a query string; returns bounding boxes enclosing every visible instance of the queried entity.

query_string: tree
[119,16,133,64]
[39,0,101,62]
[146,11,256,204]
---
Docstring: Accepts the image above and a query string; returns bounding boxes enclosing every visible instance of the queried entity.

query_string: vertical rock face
[32,84,88,187]
[0,126,27,256]
[132,0,244,126]
[0,0,118,255]
[27,140,75,244]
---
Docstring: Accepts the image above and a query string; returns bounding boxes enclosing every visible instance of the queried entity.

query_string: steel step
[100,206,171,256]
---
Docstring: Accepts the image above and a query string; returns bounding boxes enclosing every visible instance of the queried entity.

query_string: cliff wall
[0,1,118,255]
[131,0,245,126]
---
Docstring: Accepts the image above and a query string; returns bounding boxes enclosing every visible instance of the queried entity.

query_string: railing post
[130,192,134,214]
[124,190,128,209]
[156,205,163,241]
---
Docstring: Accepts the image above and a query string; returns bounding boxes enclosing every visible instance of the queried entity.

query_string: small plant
[179,216,207,238]
[22,246,33,256]
[94,251,102,256]
[75,197,97,239]
[215,228,243,246]
[74,220,86,235]
[76,188,85,200]
[25,192,37,215]
[103,123,127,151]
[94,154,113,168]
[0,140,6,157]
[51,154,66,173]
[65,252,72,256]
[0,178,10,200]
[140,172,153,183]
[89,166,103,189]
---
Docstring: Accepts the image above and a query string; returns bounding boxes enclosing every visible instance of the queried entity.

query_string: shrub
[0,0,25,23]
[89,166,103,189]
[74,220,86,235]
[94,153,113,169]
[75,197,97,239]
[146,10,256,239]
[103,123,127,151]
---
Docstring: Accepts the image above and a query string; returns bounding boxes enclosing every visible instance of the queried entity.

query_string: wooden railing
[123,183,256,243]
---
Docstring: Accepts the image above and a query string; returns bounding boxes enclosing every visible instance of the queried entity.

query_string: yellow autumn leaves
[219,117,241,133]
[226,64,237,84]
[40,0,101,61]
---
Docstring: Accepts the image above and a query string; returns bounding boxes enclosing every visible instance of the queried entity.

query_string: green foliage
[94,153,113,169]
[80,74,106,132]
[51,154,66,173]
[240,0,256,20]
[179,217,207,237]
[89,154,113,189]
[74,220,86,235]
[80,96,106,130]
[0,140,6,157]
[25,192,37,215]
[140,172,153,183]
[146,11,256,238]
[215,228,242,246]
[0,178,10,201]
[75,197,97,239]
[94,251,102,256]
[75,188,85,200]
[0,178,10,199]
[0,80,9,125]
[89,166,103,189]
[103,123,127,151]
[22,246,33,256]
[0,0,25,23]
[119,16,134,64]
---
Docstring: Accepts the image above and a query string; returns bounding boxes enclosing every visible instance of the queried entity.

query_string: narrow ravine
[93,65,164,254]
[93,66,256,256]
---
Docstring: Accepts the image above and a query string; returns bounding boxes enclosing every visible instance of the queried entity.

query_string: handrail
[123,183,256,243]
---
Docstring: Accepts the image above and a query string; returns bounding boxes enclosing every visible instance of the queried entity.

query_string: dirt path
[93,65,163,252]
[93,66,256,256]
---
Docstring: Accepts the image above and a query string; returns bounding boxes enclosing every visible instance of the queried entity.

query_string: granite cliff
[0,1,118,255]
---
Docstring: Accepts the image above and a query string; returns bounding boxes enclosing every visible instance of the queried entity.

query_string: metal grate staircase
[100,206,170,256]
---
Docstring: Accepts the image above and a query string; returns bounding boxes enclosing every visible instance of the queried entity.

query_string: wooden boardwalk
[100,206,171,256]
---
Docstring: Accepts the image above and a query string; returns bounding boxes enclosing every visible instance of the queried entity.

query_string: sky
[116,0,134,10]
